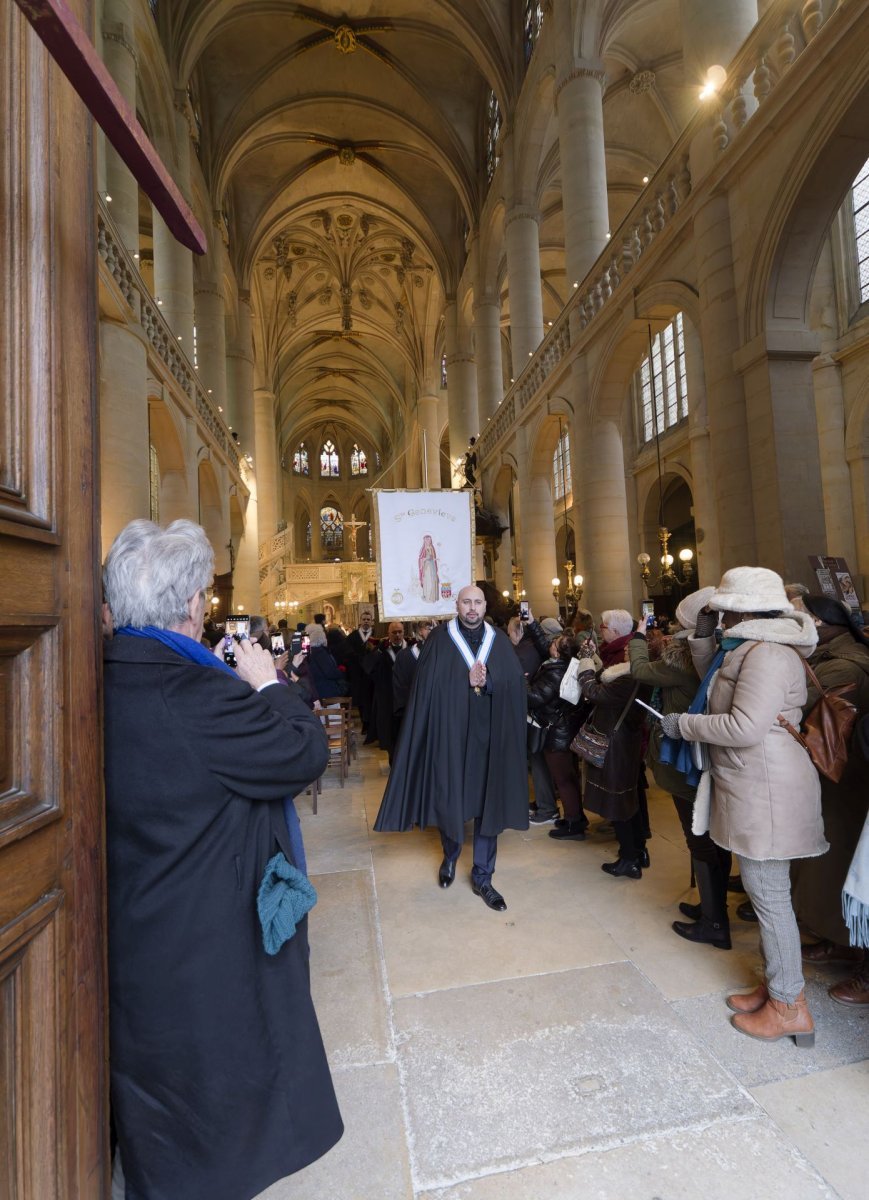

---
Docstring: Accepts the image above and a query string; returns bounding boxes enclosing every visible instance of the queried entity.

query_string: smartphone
[223,633,237,668]
[290,632,302,656]
[519,601,530,621]
[301,634,311,657]
[271,635,285,656]
[231,614,250,640]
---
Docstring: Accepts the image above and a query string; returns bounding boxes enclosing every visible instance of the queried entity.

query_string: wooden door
[0,2,108,1197]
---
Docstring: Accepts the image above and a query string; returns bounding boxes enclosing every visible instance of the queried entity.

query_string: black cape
[374,621,530,843]
[392,643,420,714]
[103,636,343,1200]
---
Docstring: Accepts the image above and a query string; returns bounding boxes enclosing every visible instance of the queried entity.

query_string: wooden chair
[322,695,355,766]
[305,772,321,815]
[318,703,349,786]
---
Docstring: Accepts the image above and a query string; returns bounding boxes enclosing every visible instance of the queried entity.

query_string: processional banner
[370,490,475,620]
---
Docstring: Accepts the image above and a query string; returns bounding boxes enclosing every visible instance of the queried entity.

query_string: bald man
[374,586,529,910]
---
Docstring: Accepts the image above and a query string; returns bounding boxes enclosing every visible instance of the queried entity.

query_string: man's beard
[460,613,482,627]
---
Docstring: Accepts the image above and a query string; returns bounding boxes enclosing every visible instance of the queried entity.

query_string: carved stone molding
[629,70,656,95]
[504,206,540,228]
[555,65,606,100]
[446,353,475,366]
[101,22,138,66]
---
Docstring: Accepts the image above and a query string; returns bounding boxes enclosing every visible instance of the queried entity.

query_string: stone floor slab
[393,960,754,1191]
[308,869,391,1068]
[256,1064,413,1200]
[672,979,869,1087]
[751,1060,869,1200]
[418,1115,838,1200]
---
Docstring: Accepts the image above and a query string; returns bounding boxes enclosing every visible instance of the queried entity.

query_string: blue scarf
[659,636,744,788]
[116,624,309,885]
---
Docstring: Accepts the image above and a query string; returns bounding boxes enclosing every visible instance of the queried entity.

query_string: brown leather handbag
[777,657,858,783]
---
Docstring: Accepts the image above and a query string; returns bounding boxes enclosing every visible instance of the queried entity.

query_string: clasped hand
[469,662,487,689]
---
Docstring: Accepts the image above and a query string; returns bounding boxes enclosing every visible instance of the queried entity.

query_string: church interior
[2,0,868,1196]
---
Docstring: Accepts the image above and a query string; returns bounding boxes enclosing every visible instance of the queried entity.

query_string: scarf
[600,632,632,669]
[117,624,310,894]
[659,636,745,788]
[843,813,869,948]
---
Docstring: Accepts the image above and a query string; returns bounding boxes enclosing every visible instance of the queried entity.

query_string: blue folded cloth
[257,853,318,955]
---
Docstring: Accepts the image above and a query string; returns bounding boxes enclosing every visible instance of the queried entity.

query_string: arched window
[293,443,309,475]
[441,352,448,389]
[852,158,869,304]
[305,520,311,552]
[553,431,571,503]
[635,313,688,445]
[485,91,502,184]
[320,439,340,477]
[523,2,544,65]
[320,506,344,551]
[350,444,368,476]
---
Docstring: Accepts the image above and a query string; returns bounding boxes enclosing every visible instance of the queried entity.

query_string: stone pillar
[417,393,442,489]
[580,420,634,614]
[444,299,479,471]
[812,355,857,563]
[505,208,544,373]
[683,319,720,585]
[681,0,759,89]
[233,489,260,616]
[474,299,504,424]
[555,65,610,287]
[152,97,195,349]
[101,0,139,254]
[100,320,149,555]
[194,282,228,413]
[493,527,513,597]
[517,468,559,617]
[253,387,278,546]
[693,195,757,567]
[226,290,256,453]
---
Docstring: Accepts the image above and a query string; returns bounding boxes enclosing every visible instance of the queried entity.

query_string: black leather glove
[693,607,718,639]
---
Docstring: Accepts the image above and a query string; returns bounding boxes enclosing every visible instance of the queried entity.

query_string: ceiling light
[528,351,533,357]
[699,63,726,100]
[573,281,579,288]
[105,194,112,203]
[642,175,649,184]
[133,252,139,259]
[218,406,223,412]
[177,335,182,340]
[605,232,611,240]
[207,388,212,394]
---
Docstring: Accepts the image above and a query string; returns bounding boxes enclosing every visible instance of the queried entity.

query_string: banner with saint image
[371,489,475,619]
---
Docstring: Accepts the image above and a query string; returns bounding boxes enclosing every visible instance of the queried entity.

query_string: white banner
[371,489,475,620]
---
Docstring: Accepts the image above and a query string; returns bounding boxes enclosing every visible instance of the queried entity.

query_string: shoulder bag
[570,683,640,769]
[777,656,857,783]
[559,656,582,705]
[527,713,549,755]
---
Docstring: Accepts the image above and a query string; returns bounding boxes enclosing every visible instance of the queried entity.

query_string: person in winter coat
[306,622,347,699]
[629,587,734,949]
[576,609,651,878]
[662,567,827,1048]
[791,595,869,1003]
[508,613,558,823]
[526,631,587,840]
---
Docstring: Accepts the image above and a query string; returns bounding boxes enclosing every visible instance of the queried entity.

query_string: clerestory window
[635,313,689,445]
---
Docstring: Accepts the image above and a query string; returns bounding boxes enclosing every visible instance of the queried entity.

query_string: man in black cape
[392,618,433,737]
[345,607,377,730]
[374,585,529,911]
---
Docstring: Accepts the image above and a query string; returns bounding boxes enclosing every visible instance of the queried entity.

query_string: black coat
[309,643,347,699]
[103,636,342,1200]
[345,628,376,722]
[367,640,407,751]
[526,657,584,753]
[392,643,421,713]
[578,661,650,821]
[374,621,530,842]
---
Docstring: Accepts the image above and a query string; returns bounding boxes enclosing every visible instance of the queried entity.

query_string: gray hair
[249,615,269,639]
[305,622,327,647]
[601,608,634,638]
[103,519,214,630]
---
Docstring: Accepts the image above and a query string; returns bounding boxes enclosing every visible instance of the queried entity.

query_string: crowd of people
[99,516,869,1197]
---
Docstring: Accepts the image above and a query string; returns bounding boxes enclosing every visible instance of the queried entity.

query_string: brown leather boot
[828,962,869,1008]
[731,990,815,1047]
[726,983,769,1014]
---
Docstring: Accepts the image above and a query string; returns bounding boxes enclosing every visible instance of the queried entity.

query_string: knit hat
[540,617,563,637]
[709,567,793,614]
[675,586,716,633]
[804,594,865,641]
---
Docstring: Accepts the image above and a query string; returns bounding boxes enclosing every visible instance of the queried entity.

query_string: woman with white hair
[575,608,652,878]
[305,620,347,699]
[103,519,342,1199]
[660,567,826,1047]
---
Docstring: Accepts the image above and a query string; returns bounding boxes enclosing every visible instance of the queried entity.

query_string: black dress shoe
[737,899,758,922]
[438,857,456,888]
[672,918,732,950]
[472,881,507,911]
[601,858,642,880]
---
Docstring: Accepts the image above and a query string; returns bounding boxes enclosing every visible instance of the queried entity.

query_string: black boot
[549,819,586,841]
[602,857,642,879]
[672,858,731,949]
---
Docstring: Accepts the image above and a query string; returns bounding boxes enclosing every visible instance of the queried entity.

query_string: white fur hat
[675,586,717,632]
[709,567,793,615]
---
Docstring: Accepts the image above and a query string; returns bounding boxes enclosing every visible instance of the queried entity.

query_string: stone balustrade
[96,200,239,473]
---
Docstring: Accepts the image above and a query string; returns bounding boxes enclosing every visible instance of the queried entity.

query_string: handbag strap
[613,683,640,733]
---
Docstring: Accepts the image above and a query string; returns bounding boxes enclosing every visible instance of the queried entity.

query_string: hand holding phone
[519,601,530,622]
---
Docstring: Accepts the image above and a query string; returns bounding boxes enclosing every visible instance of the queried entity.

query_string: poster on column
[370,489,476,620]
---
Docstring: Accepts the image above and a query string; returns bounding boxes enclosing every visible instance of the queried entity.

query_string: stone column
[474,298,504,424]
[504,208,544,373]
[233,489,260,616]
[493,526,513,597]
[555,64,610,287]
[194,282,228,413]
[101,0,139,254]
[580,420,634,614]
[253,387,278,546]
[683,319,720,585]
[681,0,759,89]
[417,393,442,489]
[517,465,558,616]
[444,298,479,471]
[152,96,195,348]
[812,354,857,563]
[226,290,256,453]
[100,319,149,555]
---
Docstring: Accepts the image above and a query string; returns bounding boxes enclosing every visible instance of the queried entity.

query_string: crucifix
[343,511,368,561]
[13,0,206,253]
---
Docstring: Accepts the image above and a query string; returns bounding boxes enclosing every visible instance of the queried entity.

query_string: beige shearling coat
[678,613,827,861]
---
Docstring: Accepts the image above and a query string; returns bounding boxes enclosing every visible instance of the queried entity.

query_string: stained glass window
[523,2,544,65]
[553,432,571,503]
[485,91,502,184]
[293,443,309,475]
[305,520,311,552]
[636,312,688,445]
[351,444,368,476]
[853,158,869,304]
[441,352,448,389]
[320,439,340,477]
[320,506,344,551]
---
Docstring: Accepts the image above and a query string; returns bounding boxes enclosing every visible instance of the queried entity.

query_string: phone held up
[271,635,285,657]
[223,613,251,668]
[519,601,530,622]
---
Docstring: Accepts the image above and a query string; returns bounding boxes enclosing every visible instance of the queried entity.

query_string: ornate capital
[446,353,475,366]
[555,64,606,100]
[101,21,137,66]
[505,206,540,229]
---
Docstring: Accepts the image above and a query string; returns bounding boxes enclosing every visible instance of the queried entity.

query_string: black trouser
[613,811,646,861]
[672,794,732,875]
[529,749,556,814]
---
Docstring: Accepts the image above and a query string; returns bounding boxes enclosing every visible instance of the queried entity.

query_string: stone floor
[258,743,868,1200]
